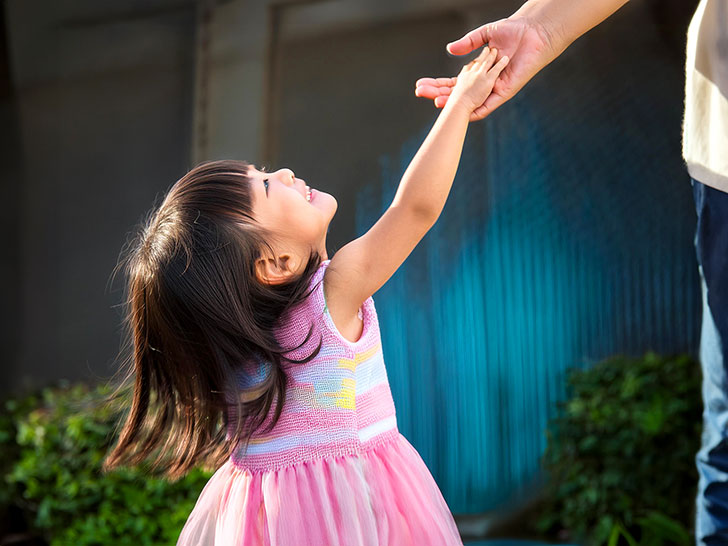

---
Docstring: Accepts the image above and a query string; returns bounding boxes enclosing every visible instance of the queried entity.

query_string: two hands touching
[415,16,563,121]
[445,46,510,122]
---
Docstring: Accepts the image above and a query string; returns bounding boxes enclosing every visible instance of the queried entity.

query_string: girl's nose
[277,168,295,185]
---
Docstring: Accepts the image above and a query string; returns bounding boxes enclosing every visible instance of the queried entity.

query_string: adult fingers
[471,102,490,121]
[482,91,509,114]
[468,84,513,121]
[415,84,453,99]
[415,77,456,99]
[415,77,457,88]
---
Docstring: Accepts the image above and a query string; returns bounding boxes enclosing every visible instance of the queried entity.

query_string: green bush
[538,352,702,545]
[0,380,213,545]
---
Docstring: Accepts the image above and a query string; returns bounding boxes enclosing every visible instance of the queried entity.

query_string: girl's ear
[255,254,296,285]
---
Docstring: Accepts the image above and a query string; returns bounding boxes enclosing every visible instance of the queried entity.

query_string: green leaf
[636,510,691,545]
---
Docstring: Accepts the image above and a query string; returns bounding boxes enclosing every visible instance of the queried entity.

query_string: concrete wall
[3,1,197,394]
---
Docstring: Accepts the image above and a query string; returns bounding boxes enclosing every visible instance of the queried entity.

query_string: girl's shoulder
[278,258,380,355]
[320,260,379,348]
[294,258,362,329]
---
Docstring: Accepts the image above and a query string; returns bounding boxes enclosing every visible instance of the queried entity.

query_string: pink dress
[177,259,462,545]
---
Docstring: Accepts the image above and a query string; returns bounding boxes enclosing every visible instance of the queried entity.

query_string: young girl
[103,45,508,545]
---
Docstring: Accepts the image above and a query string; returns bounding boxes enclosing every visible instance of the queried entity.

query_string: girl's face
[248,165,337,257]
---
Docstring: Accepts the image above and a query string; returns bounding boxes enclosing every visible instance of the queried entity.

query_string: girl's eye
[263,179,269,195]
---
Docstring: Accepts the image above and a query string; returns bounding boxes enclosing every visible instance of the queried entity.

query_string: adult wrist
[511,0,630,56]
[510,2,572,57]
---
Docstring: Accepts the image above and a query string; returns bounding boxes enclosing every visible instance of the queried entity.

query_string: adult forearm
[515,0,630,54]
[390,101,471,221]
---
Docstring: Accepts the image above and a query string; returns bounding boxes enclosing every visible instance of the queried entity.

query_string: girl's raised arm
[324,47,508,326]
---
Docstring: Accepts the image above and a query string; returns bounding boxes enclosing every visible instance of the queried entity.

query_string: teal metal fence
[355,63,700,513]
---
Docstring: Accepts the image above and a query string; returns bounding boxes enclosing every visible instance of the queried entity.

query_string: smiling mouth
[305,185,312,202]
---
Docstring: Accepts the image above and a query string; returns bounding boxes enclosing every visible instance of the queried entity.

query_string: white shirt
[683,0,728,193]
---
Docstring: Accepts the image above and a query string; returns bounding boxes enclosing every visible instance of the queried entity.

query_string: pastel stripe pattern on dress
[228,260,399,472]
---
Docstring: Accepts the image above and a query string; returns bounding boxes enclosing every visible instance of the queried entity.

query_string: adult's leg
[692,177,728,545]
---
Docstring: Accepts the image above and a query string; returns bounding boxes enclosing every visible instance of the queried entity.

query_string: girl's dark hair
[102,159,323,481]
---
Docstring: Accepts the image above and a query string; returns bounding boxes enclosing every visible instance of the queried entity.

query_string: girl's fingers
[475,45,493,63]
[459,47,490,74]
[488,55,509,76]
[477,47,499,71]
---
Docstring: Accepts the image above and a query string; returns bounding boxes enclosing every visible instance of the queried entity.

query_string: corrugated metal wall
[355,19,700,512]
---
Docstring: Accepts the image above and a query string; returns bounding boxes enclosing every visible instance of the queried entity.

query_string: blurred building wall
[0,7,22,401]
[3,1,198,394]
[0,0,507,395]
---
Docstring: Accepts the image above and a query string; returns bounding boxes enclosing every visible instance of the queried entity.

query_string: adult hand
[415,16,564,120]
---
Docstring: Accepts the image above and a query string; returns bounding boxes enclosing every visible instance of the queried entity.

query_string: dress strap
[274,259,329,364]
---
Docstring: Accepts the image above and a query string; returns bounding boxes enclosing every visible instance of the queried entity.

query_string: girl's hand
[430,46,509,122]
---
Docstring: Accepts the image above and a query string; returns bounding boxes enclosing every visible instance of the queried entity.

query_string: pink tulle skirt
[177,432,462,545]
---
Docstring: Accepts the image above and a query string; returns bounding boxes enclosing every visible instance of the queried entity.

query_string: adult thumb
[446,23,491,56]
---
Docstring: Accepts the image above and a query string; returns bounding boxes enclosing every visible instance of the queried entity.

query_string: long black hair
[103,159,323,480]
